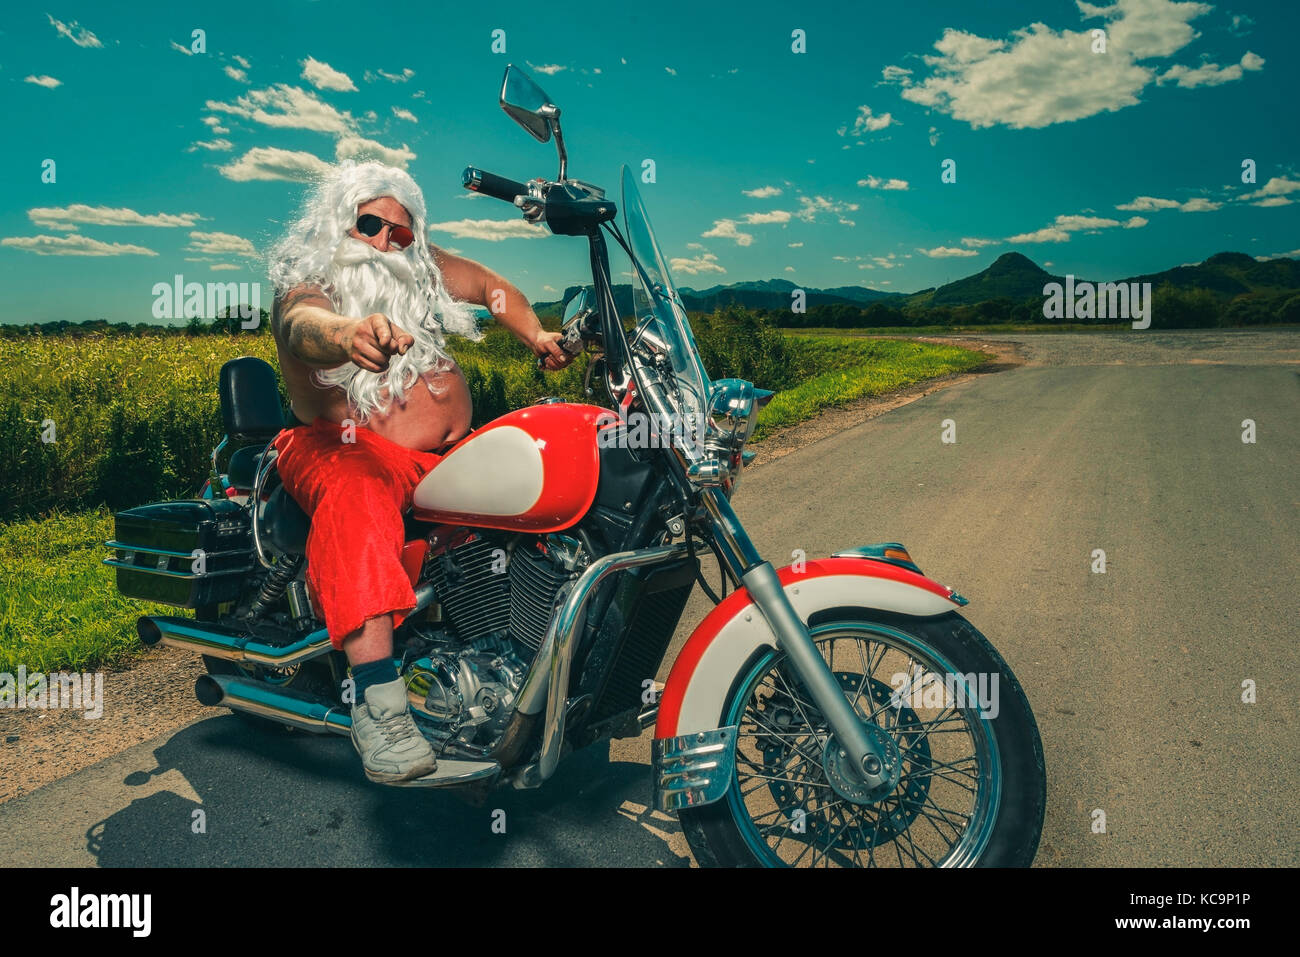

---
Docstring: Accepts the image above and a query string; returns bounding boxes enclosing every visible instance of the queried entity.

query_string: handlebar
[462,167,529,204]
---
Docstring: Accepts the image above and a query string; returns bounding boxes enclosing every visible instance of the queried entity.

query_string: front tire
[677,611,1045,867]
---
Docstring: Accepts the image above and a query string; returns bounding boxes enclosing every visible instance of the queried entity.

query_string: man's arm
[431,245,570,370]
[272,284,413,372]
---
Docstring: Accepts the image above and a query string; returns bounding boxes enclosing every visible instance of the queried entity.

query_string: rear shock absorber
[247,554,304,618]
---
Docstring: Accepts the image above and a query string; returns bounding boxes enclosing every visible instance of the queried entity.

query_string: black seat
[226,444,265,489]
[264,485,310,554]
[219,356,285,440]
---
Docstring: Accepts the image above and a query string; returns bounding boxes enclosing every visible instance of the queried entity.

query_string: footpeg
[385,757,501,788]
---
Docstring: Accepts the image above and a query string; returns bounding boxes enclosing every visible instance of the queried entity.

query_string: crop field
[0,320,988,672]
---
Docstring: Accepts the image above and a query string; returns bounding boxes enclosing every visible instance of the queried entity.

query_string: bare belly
[277,342,472,451]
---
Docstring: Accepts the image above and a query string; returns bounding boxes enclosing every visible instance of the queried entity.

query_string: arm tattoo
[272,287,345,364]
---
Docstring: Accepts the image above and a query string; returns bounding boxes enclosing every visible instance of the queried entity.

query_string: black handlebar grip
[463,167,529,204]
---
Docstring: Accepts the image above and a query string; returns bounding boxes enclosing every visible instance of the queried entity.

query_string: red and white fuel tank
[410,402,612,533]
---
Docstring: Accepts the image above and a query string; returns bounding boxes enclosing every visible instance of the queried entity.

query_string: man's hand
[346,313,415,372]
[533,330,575,371]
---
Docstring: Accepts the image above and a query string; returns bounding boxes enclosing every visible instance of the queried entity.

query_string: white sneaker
[350,677,438,783]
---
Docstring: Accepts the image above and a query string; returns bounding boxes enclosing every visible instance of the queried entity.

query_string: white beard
[313,239,456,422]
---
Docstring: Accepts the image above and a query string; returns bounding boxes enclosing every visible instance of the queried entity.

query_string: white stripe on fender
[411,426,544,517]
[672,573,956,736]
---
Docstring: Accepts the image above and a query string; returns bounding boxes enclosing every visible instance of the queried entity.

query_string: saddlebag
[105,499,253,608]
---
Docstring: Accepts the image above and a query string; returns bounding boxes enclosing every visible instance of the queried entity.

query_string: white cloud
[887,1,1260,130]
[47,14,102,48]
[427,219,549,241]
[880,65,913,85]
[1008,210,1149,243]
[366,68,415,83]
[1257,248,1300,261]
[670,252,726,275]
[744,210,792,224]
[24,75,62,89]
[28,205,201,229]
[665,66,677,76]
[961,237,1000,247]
[743,185,782,198]
[392,106,418,123]
[918,246,978,258]
[170,41,193,56]
[207,84,356,135]
[796,195,858,226]
[202,116,231,134]
[1238,176,1300,207]
[1158,50,1264,88]
[841,105,895,136]
[528,62,566,75]
[788,242,804,248]
[686,242,705,250]
[187,231,259,257]
[858,175,909,191]
[1,234,155,256]
[1007,227,1071,243]
[219,147,332,182]
[225,66,248,84]
[188,138,233,152]
[785,266,795,272]
[301,57,357,92]
[334,136,415,169]
[1116,194,1220,212]
[702,219,754,246]
[1115,195,1182,211]
[232,55,250,69]
[928,126,941,146]
[209,263,241,271]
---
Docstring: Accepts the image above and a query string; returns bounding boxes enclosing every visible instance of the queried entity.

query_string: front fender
[651,555,965,811]
[656,556,965,741]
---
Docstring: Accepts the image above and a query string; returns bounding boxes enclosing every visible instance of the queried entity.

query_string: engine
[402,531,584,753]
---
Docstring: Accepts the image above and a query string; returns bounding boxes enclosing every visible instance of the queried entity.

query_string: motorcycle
[105,64,1046,867]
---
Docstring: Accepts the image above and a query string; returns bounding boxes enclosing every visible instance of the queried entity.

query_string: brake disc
[756,673,932,848]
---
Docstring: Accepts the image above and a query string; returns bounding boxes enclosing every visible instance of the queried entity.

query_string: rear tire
[677,611,1045,867]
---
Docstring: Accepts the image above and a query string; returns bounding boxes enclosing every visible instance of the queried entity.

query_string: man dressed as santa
[267,160,573,783]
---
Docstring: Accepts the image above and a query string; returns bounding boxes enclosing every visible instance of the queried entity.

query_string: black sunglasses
[355,213,415,249]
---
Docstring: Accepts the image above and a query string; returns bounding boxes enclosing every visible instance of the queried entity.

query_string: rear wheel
[677,611,1045,867]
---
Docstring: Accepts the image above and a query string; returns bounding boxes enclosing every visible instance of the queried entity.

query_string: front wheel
[677,611,1045,867]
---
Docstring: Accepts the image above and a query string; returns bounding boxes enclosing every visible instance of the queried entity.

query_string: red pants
[271,419,444,649]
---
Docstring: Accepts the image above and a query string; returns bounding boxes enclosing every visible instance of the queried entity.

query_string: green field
[1,323,988,673]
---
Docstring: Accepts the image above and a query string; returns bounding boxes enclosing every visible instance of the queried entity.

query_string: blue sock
[351,658,399,706]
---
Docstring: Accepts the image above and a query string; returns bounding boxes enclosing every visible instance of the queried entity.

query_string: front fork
[700,489,891,791]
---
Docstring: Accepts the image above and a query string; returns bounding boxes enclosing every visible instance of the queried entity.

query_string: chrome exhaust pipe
[195,672,351,735]
[139,583,435,667]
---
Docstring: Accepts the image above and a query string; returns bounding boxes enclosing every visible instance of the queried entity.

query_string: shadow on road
[86,715,691,867]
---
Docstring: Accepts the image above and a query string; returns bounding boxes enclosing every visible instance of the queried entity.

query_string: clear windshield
[620,166,711,417]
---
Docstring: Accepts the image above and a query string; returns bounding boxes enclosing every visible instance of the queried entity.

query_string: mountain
[912,252,1063,307]
[532,279,901,319]
[529,251,1299,318]
[1122,251,1300,297]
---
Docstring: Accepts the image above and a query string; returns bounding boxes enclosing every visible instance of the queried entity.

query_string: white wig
[268,160,482,421]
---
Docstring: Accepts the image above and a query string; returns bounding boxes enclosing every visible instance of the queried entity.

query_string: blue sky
[1,0,1296,324]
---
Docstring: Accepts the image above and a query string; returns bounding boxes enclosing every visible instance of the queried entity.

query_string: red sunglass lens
[389,226,414,249]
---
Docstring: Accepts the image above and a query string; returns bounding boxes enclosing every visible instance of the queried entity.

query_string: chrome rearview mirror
[501,65,555,143]
[562,287,595,324]
[499,64,569,181]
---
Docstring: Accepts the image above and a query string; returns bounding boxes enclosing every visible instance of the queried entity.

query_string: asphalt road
[3,329,1297,867]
